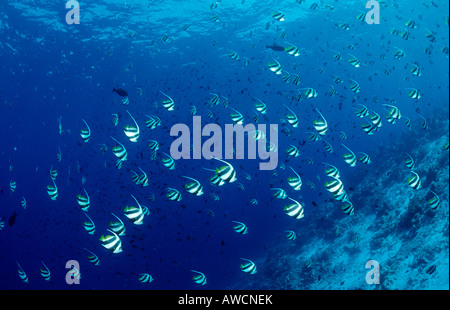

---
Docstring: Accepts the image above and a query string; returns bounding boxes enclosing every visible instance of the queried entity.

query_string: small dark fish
[425,265,436,275]
[266,44,285,52]
[312,201,318,207]
[9,212,17,226]
[113,88,128,97]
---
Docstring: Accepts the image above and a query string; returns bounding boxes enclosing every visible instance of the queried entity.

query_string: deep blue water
[0,0,448,290]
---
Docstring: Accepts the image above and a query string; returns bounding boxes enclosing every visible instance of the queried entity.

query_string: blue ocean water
[0,0,448,290]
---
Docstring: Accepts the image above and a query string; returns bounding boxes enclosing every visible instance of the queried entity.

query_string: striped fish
[232,220,248,234]
[183,176,204,196]
[130,169,141,185]
[286,144,300,157]
[240,258,257,274]
[249,198,258,205]
[333,50,343,60]
[408,63,422,76]
[323,140,333,153]
[306,131,321,142]
[313,108,328,135]
[356,11,366,22]
[347,53,361,67]
[327,85,338,96]
[384,104,402,124]
[323,162,340,179]
[406,88,422,100]
[342,144,357,167]
[361,122,377,135]
[77,189,90,211]
[124,195,145,225]
[21,196,26,209]
[393,46,406,59]
[284,42,300,56]
[49,166,58,180]
[271,11,285,21]
[285,230,296,240]
[123,110,140,142]
[354,104,369,118]
[298,87,318,99]
[229,107,244,125]
[80,119,91,142]
[138,167,149,186]
[121,96,129,105]
[358,152,371,164]
[209,93,220,106]
[282,71,291,83]
[425,28,436,42]
[400,27,409,40]
[341,202,355,216]
[40,261,51,281]
[405,153,415,169]
[166,187,182,201]
[99,229,123,253]
[339,131,348,140]
[191,270,207,285]
[111,136,128,162]
[418,115,428,129]
[190,105,197,115]
[221,96,229,108]
[333,190,348,202]
[228,50,240,60]
[159,91,175,111]
[57,146,62,162]
[284,105,299,128]
[427,190,441,210]
[47,180,58,200]
[17,262,29,283]
[249,129,265,141]
[99,143,107,154]
[268,59,282,75]
[145,115,161,129]
[348,79,360,93]
[254,98,267,114]
[161,152,175,170]
[138,273,154,283]
[291,74,301,85]
[288,166,302,191]
[212,157,237,183]
[84,248,100,265]
[404,116,411,128]
[325,177,345,196]
[271,188,287,199]
[283,197,304,219]
[83,213,96,235]
[210,14,219,22]
[370,111,382,129]
[209,193,220,201]
[405,19,417,29]
[407,171,422,190]
[109,213,126,236]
